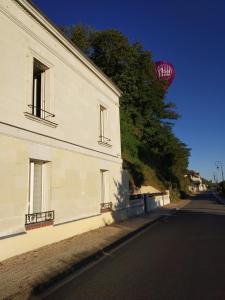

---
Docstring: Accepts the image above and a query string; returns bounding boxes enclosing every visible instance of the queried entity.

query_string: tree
[65,25,190,191]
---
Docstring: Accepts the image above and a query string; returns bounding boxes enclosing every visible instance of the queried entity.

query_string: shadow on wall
[111,169,130,222]
[100,169,130,225]
[102,170,172,224]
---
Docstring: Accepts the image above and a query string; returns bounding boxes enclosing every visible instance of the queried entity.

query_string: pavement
[0,199,189,300]
[40,192,225,300]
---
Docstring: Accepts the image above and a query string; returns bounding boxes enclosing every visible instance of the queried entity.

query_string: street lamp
[213,172,218,183]
[215,161,224,182]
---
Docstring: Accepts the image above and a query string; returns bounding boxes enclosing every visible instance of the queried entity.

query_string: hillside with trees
[63,25,190,197]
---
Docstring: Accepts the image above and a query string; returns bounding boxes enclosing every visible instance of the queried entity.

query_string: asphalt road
[43,192,225,300]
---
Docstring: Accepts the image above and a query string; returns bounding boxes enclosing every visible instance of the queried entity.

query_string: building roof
[15,0,122,97]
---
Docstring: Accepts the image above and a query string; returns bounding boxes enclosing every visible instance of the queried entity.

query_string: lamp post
[215,161,224,182]
[213,172,218,184]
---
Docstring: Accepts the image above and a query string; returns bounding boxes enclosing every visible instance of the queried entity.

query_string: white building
[188,171,207,193]
[0,0,128,261]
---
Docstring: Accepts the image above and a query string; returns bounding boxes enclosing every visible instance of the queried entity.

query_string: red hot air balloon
[155,61,175,87]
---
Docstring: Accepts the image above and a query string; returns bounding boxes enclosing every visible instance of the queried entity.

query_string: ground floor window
[29,160,46,213]
[100,169,112,212]
[26,159,53,229]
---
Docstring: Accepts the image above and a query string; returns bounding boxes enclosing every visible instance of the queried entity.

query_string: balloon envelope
[155,61,175,86]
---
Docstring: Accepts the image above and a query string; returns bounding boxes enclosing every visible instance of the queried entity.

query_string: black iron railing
[25,210,54,225]
[129,192,166,201]
[101,202,112,211]
[129,194,144,201]
[99,136,111,144]
[28,104,55,119]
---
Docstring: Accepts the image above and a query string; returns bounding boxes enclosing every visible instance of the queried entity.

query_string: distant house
[188,171,207,193]
[0,0,128,261]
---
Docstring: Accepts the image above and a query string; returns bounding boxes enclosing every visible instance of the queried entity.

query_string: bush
[170,188,180,202]
[218,181,225,196]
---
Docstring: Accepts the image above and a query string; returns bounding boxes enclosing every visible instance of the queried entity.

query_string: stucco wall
[0,0,121,158]
[0,134,128,239]
[0,0,129,261]
[139,185,161,194]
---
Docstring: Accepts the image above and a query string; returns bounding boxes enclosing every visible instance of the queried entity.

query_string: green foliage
[65,25,190,191]
[169,187,181,203]
[218,181,225,196]
[63,24,94,55]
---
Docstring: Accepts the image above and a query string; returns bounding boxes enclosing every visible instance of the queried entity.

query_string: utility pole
[215,161,224,182]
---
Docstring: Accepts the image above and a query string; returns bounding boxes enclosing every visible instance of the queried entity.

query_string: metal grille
[25,210,54,225]
[28,104,55,119]
[101,202,112,210]
[99,136,111,144]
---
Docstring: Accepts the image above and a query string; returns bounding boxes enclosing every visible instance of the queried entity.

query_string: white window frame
[100,169,110,204]
[99,104,111,146]
[28,160,48,214]
[100,105,106,142]
[32,58,49,119]
[24,51,57,127]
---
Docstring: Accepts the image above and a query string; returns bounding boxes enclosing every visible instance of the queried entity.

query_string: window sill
[25,220,54,231]
[24,112,58,128]
[98,141,112,148]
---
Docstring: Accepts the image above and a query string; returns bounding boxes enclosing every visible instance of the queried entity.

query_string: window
[24,57,57,127]
[100,170,112,212]
[32,59,48,118]
[100,105,106,142]
[28,160,46,214]
[26,160,54,229]
[99,105,111,146]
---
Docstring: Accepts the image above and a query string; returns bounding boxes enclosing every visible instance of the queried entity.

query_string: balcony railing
[129,194,144,201]
[101,202,113,212]
[25,210,54,225]
[28,104,55,119]
[98,136,112,146]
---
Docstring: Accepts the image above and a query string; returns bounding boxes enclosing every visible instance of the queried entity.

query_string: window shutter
[33,163,42,213]
[104,171,110,203]
[101,170,110,203]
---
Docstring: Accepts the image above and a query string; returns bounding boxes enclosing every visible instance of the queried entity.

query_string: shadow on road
[149,191,225,217]
[177,191,225,216]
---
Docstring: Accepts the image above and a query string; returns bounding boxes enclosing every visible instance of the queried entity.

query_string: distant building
[188,171,207,193]
[0,0,128,261]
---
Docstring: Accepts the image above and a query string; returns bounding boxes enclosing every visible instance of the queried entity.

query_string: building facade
[188,171,207,193]
[0,0,128,261]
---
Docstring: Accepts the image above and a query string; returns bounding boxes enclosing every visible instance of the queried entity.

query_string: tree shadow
[108,170,175,222]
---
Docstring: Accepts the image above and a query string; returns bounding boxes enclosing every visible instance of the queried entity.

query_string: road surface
[43,192,225,300]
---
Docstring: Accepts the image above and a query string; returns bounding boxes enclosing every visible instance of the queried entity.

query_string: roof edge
[15,0,122,97]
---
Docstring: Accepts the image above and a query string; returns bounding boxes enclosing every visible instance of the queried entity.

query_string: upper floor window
[32,59,48,118]
[25,57,57,127]
[99,105,111,147]
[100,105,106,141]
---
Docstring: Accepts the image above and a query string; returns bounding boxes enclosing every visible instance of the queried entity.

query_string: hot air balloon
[155,61,175,88]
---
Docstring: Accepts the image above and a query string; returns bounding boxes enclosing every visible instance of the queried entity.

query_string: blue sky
[33,0,225,181]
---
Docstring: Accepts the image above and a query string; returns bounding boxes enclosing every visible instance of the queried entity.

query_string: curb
[32,214,165,296]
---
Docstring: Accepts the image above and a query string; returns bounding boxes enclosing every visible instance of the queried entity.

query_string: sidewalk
[0,200,190,300]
